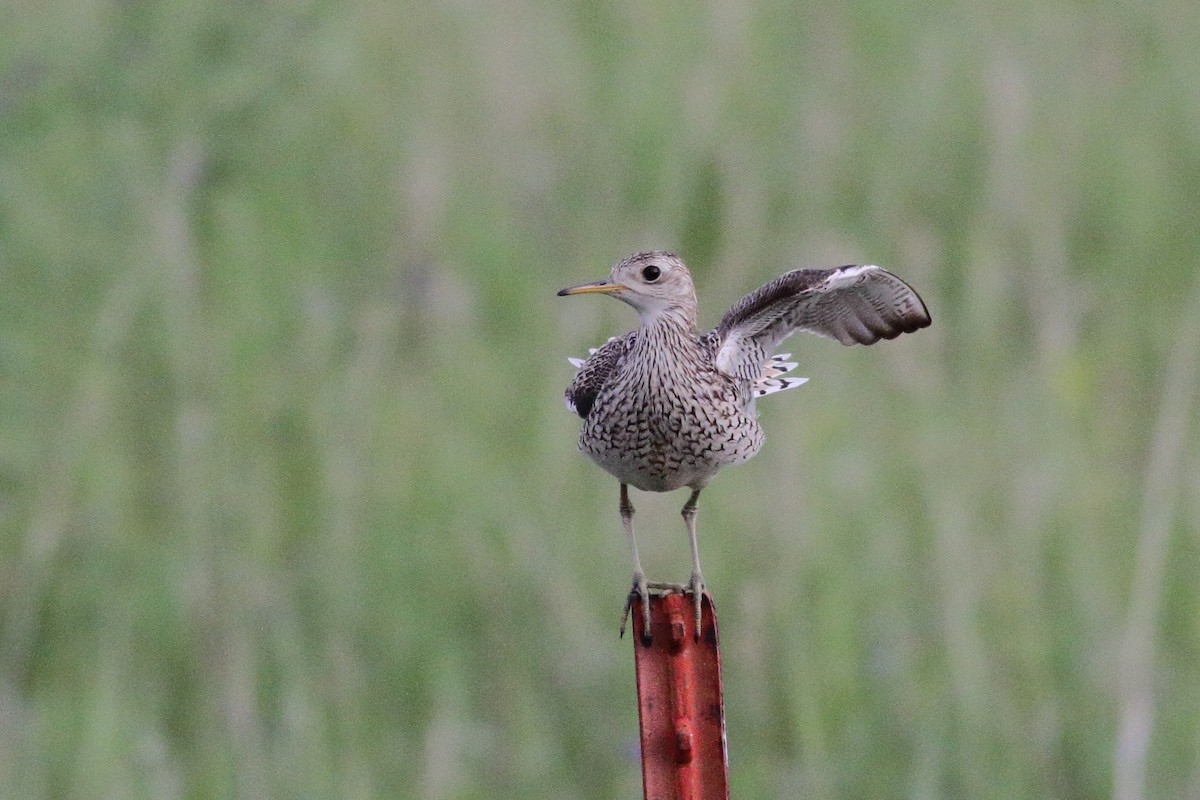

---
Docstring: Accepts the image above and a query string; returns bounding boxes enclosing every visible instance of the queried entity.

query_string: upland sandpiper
[559,251,930,639]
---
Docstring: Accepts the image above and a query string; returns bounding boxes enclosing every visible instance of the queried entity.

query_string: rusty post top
[631,590,729,800]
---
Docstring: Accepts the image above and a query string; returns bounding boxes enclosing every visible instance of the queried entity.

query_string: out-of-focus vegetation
[2,1,1199,797]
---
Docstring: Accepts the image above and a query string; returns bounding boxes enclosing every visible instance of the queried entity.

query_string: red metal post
[631,591,729,800]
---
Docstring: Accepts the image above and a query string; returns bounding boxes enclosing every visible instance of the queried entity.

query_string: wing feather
[712,265,930,379]
[564,332,637,419]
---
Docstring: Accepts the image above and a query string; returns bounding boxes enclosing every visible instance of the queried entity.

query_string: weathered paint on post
[631,591,729,800]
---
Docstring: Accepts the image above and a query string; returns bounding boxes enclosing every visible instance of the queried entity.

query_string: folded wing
[564,332,637,419]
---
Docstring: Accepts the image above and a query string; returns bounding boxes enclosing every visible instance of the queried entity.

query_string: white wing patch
[825,264,877,286]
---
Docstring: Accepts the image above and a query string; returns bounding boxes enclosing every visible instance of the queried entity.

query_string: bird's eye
[642,265,661,282]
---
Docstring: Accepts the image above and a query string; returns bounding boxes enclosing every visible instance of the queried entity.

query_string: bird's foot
[687,572,705,640]
[620,573,652,644]
[621,580,692,643]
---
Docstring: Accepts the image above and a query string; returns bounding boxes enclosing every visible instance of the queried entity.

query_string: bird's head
[557,251,697,327]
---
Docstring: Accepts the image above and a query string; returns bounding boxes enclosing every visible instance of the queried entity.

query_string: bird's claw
[620,575,652,644]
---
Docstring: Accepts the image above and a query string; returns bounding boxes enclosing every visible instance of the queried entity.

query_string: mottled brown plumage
[559,251,930,639]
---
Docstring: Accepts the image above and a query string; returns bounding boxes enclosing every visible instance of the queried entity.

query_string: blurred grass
[1,0,1199,797]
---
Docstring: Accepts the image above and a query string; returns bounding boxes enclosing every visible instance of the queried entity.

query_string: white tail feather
[754,352,805,396]
[762,353,798,378]
[567,338,616,370]
[753,376,809,397]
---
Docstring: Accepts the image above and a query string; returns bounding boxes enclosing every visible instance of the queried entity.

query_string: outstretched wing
[564,332,637,419]
[711,265,931,381]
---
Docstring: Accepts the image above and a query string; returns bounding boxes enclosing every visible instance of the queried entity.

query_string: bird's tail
[753,353,809,397]
[566,337,617,369]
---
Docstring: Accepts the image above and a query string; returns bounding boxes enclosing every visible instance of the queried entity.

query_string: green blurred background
[2,1,1199,797]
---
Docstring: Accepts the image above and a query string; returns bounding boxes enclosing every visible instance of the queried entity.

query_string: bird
[558,251,931,641]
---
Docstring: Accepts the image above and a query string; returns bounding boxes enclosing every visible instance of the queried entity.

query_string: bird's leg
[681,487,704,640]
[618,484,652,643]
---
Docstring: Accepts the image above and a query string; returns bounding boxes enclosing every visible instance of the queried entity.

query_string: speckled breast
[578,359,764,493]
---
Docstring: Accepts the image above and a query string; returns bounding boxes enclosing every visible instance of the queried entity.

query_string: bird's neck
[638,306,697,337]
[635,309,699,359]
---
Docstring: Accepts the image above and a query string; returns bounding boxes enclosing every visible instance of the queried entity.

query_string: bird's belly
[579,390,763,492]
[585,450,711,493]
